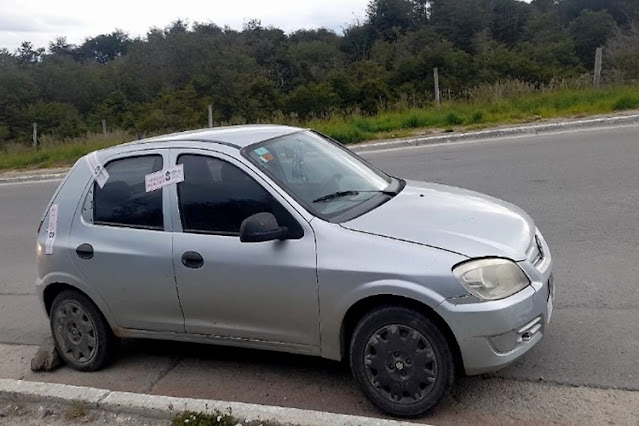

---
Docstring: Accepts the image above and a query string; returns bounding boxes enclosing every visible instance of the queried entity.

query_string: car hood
[341,180,535,260]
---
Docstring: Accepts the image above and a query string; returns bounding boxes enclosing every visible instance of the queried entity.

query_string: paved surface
[1,124,638,423]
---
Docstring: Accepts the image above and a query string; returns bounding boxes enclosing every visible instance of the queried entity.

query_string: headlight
[453,258,530,301]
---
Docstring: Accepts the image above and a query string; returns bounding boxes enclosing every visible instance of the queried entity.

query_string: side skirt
[111,327,321,357]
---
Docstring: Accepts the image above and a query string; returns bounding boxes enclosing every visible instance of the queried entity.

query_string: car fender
[37,270,119,330]
[320,278,447,360]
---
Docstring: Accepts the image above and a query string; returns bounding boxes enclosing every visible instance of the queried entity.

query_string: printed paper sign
[145,164,184,192]
[45,204,58,255]
[86,152,110,188]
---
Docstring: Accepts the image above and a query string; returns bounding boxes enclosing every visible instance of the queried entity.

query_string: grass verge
[2,84,639,171]
[0,131,130,171]
[309,84,639,143]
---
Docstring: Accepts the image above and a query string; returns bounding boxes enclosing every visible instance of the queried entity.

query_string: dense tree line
[1,0,638,144]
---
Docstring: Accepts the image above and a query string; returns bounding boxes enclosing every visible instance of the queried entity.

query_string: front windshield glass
[244,131,393,219]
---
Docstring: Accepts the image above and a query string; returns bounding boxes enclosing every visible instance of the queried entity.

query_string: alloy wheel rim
[363,324,438,405]
[53,301,98,364]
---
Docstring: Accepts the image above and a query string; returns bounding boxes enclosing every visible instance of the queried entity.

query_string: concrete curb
[350,113,639,153]
[0,379,425,426]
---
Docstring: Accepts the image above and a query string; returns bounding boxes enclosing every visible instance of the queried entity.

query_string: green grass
[310,83,639,143]
[0,131,130,170]
[2,83,639,171]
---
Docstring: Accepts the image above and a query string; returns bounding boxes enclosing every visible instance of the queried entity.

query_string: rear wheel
[349,306,455,417]
[50,290,119,371]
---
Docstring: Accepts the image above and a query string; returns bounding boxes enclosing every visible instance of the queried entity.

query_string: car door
[69,150,185,332]
[169,148,319,348]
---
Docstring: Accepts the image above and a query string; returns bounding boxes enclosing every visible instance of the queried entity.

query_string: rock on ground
[30,337,64,372]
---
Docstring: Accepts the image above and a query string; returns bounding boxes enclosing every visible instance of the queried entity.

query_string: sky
[0,0,372,51]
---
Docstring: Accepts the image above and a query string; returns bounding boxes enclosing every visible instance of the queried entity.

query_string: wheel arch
[339,294,464,374]
[42,282,120,336]
[43,282,89,315]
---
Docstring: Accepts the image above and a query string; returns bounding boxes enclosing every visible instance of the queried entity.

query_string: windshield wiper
[312,190,396,203]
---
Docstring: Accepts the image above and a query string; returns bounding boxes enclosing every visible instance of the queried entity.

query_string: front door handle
[181,251,204,269]
[76,243,94,260]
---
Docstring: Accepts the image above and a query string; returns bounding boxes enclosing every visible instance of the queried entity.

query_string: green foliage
[612,96,639,111]
[0,0,638,146]
[26,102,86,139]
[172,411,235,426]
[285,83,339,120]
[4,84,639,170]
[472,111,485,123]
[445,112,464,125]
[569,10,617,68]
[0,131,129,170]
[605,19,639,81]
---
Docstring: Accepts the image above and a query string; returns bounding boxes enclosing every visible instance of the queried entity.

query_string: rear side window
[93,155,164,230]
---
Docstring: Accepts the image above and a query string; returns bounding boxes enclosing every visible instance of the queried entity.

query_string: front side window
[177,155,301,236]
[243,131,397,220]
[93,155,164,230]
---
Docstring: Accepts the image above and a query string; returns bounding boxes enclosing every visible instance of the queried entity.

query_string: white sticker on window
[145,164,185,193]
[86,152,110,189]
[45,204,58,255]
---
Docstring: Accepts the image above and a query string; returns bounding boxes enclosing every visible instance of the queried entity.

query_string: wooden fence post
[434,68,441,108]
[208,105,213,128]
[594,47,603,88]
[32,123,37,149]
[102,119,107,135]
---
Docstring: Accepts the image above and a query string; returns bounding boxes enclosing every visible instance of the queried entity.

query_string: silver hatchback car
[36,125,554,417]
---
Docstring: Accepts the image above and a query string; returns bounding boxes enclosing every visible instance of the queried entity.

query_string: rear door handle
[76,243,94,260]
[181,251,204,269]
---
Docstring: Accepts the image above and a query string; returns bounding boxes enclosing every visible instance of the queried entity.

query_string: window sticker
[259,153,275,162]
[254,147,269,156]
[45,204,58,255]
[145,164,185,192]
[86,152,110,188]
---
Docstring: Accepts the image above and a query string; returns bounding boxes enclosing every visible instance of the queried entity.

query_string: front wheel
[349,306,455,417]
[50,290,119,371]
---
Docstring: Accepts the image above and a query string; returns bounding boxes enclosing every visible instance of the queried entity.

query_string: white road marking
[0,178,64,187]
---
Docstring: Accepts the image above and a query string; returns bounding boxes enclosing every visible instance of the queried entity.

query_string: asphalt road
[1,124,638,420]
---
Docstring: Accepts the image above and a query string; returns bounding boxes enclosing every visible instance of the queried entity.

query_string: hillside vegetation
[1,0,639,161]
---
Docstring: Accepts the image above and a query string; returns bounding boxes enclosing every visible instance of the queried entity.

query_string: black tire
[349,305,455,417]
[50,290,120,371]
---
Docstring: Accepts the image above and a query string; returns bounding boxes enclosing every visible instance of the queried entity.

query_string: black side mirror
[240,212,287,243]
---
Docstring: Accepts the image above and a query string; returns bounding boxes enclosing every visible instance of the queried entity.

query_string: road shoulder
[3,112,639,184]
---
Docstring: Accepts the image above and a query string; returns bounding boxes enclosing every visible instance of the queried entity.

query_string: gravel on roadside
[0,399,159,425]
[0,399,281,426]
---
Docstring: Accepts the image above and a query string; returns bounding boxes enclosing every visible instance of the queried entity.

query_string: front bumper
[435,252,554,375]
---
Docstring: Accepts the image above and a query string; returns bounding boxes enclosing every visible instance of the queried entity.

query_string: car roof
[119,124,304,150]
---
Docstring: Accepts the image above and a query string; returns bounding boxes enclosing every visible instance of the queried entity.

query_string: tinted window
[94,155,164,230]
[177,155,301,236]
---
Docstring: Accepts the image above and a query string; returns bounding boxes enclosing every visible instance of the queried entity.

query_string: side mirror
[240,212,286,243]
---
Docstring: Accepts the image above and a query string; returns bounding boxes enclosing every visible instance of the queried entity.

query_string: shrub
[472,111,485,123]
[612,96,639,111]
[445,112,463,125]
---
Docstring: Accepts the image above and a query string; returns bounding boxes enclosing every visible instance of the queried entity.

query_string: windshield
[244,131,395,220]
